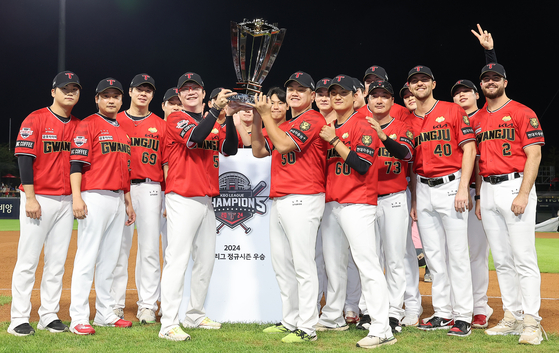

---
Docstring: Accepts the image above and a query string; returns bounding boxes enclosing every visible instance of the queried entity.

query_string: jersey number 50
[281,152,296,165]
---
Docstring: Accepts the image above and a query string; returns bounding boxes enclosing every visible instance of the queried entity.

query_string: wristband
[474,195,480,201]
[329,136,339,145]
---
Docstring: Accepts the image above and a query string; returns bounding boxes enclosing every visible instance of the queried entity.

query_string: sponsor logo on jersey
[462,115,470,125]
[71,148,88,156]
[529,118,539,129]
[19,128,33,139]
[15,140,34,149]
[362,135,373,146]
[502,116,511,122]
[212,172,268,234]
[289,128,308,143]
[461,127,474,135]
[42,134,57,140]
[43,141,71,153]
[148,127,158,133]
[176,120,188,129]
[100,141,131,155]
[74,136,87,147]
[526,130,544,139]
[415,129,451,147]
[435,117,445,123]
[130,137,160,152]
[177,120,195,138]
[389,134,397,140]
[356,145,375,157]
[299,121,311,131]
[476,128,515,144]
[342,132,349,139]
[211,128,219,134]
[99,135,113,141]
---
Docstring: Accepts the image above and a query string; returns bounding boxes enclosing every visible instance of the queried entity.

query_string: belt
[110,190,120,193]
[131,178,152,184]
[483,172,520,185]
[419,174,456,187]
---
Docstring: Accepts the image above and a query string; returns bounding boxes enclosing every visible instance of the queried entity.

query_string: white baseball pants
[480,176,541,321]
[70,190,126,328]
[269,193,324,336]
[9,192,73,331]
[403,187,422,317]
[416,173,473,322]
[160,194,216,333]
[315,227,328,312]
[319,202,392,338]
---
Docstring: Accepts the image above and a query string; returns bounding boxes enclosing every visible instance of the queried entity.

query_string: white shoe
[356,335,397,349]
[182,317,221,329]
[401,314,420,327]
[159,326,191,341]
[137,308,156,324]
[113,308,124,319]
[485,310,523,336]
[519,315,547,345]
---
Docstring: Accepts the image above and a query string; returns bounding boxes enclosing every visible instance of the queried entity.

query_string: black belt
[131,178,152,184]
[419,174,456,187]
[110,190,120,193]
[483,172,520,185]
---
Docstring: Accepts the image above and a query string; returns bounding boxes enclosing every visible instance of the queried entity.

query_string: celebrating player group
[9,24,546,348]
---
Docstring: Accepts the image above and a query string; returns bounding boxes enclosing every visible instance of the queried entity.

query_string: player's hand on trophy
[25,197,41,219]
[215,89,237,110]
[250,92,272,116]
[73,197,88,219]
[225,102,245,117]
[319,123,336,143]
[471,23,494,50]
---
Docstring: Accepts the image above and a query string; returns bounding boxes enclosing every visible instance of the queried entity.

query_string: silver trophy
[229,19,286,107]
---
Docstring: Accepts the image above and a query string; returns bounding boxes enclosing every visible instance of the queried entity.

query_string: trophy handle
[254,28,286,85]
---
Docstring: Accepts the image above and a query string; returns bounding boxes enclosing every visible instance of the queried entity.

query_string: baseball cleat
[472,307,493,329]
[113,308,124,320]
[485,310,523,336]
[281,329,317,343]
[114,319,133,328]
[401,314,420,327]
[263,323,291,333]
[356,335,397,349]
[418,316,454,330]
[137,308,156,324]
[315,323,349,331]
[7,323,35,336]
[447,320,472,337]
[37,319,69,333]
[159,326,191,341]
[389,317,402,333]
[519,315,547,345]
[71,324,95,335]
[356,314,371,330]
[344,311,359,324]
[183,317,221,329]
[423,272,433,283]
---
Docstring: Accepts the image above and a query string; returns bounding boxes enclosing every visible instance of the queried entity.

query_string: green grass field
[0,322,556,353]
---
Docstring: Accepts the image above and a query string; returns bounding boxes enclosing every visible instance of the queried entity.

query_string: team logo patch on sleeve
[435,117,445,123]
[462,115,470,125]
[361,135,373,146]
[529,118,539,128]
[148,127,158,133]
[74,136,87,147]
[406,130,414,140]
[299,121,311,131]
[19,128,33,139]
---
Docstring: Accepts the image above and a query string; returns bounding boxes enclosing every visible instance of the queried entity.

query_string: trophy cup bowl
[230,19,286,108]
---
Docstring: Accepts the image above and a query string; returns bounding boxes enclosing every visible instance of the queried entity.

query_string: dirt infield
[1,230,558,332]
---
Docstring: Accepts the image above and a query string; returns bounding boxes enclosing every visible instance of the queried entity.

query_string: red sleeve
[455,104,476,146]
[166,111,198,147]
[286,111,325,153]
[70,118,93,165]
[516,106,545,148]
[353,119,377,165]
[14,112,40,158]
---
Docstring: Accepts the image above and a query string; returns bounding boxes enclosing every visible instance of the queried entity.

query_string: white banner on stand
[178,149,282,322]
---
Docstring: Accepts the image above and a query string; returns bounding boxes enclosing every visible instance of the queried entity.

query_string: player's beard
[482,85,505,100]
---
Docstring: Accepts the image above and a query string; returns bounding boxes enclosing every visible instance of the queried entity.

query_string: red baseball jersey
[325,112,379,205]
[165,111,229,198]
[377,118,415,194]
[472,100,544,177]
[263,109,327,198]
[358,103,410,122]
[412,101,475,178]
[70,114,131,192]
[15,107,80,195]
[117,111,166,182]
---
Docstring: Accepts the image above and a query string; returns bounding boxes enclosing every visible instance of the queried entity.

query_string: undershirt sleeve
[345,150,371,175]
[18,155,34,184]
[382,136,409,160]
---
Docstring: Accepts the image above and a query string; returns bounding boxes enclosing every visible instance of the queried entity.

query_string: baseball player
[158,72,239,341]
[267,87,289,126]
[316,75,395,349]
[451,79,493,328]
[474,63,545,344]
[366,81,414,333]
[250,71,327,343]
[8,71,81,336]
[406,66,475,336]
[111,74,167,324]
[315,78,335,122]
[69,78,136,335]
[361,66,409,121]
[352,78,366,110]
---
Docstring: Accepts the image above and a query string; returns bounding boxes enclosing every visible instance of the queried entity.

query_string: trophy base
[229,93,255,109]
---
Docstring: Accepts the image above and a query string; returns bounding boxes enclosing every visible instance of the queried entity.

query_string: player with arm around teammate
[474,63,545,345]
[8,71,81,336]
[316,75,395,349]
[69,78,136,335]
[251,72,327,343]
[406,66,476,337]
[111,74,167,324]
[366,81,414,334]
[158,72,240,341]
